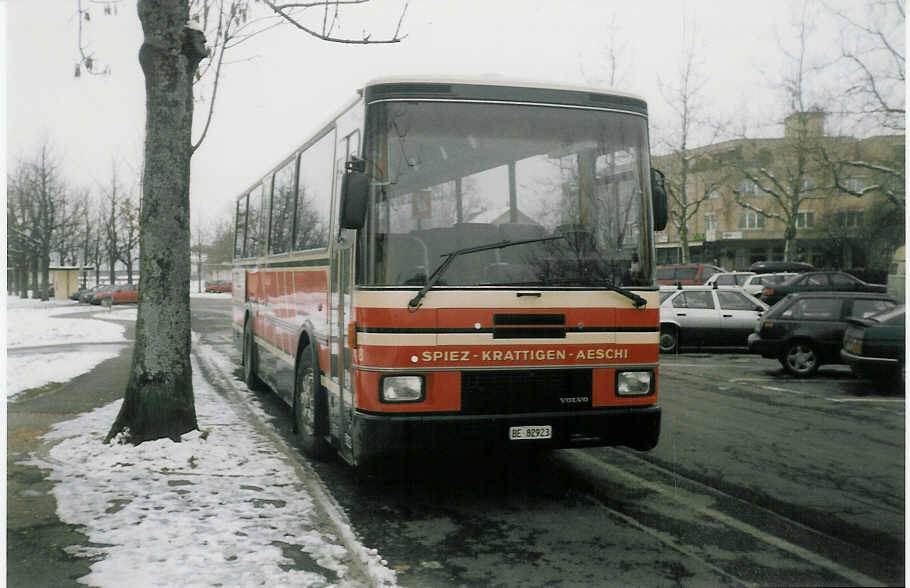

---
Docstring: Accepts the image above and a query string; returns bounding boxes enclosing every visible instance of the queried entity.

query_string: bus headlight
[381,375,425,403]
[616,371,653,396]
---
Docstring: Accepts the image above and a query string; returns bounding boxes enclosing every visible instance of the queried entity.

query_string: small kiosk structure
[51,266,92,301]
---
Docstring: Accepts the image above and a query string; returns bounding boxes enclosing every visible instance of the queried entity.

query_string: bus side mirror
[340,169,369,229]
[651,168,668,232]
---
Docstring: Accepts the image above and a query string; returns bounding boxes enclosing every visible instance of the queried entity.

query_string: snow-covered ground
[8,294,396,587]
[6,297,135,399]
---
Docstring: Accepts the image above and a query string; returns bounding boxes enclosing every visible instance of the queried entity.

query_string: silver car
[659,286,769,352]
[741,272,797,297]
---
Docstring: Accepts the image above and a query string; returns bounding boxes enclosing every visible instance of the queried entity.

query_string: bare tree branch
[263,0,407,44]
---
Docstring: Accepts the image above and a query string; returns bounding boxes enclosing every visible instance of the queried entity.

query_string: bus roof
[360,76,647,116]
[362,75,646,103]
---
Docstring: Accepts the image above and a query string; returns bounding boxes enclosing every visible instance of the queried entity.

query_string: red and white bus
[233,78,668,467]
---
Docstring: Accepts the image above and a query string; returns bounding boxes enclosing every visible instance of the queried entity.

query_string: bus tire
[242,318,265,391]
[294,347,332,459]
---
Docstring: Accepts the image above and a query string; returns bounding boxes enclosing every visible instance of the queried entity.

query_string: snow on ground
[9,293,397,587]
[32,363,362,588]
[11,350,127,397]
[6,297,131,399]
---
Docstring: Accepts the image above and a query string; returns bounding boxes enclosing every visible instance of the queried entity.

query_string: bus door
[329,126,361,455]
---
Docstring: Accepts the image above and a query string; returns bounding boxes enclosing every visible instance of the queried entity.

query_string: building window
[801,178,817,191]
[740,179,760,197]
[795,210,815,229]
[708,187,720,199]
[836,210,864,227]
[705,213,718,231]
[843,177,865,193]
[738,211,765,229]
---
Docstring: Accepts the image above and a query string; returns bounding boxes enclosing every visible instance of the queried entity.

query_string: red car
[91,283,139,305]
[656,263,725,286]
[205,280,232,293]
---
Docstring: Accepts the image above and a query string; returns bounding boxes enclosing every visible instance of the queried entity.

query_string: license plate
[509,425,552,440]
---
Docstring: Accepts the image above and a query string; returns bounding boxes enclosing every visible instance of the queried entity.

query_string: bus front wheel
[294,348,332,459]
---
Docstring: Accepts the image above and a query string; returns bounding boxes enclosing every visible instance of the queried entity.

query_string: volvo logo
[560,396,590,404]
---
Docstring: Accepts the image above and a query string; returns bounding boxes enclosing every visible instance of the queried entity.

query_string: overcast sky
[5,0,901,228]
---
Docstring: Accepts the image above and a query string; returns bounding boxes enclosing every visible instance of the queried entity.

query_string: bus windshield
[359,100,654,288]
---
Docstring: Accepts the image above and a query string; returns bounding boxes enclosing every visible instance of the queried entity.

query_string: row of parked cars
[657,262,903,384]
[69,283,139,305]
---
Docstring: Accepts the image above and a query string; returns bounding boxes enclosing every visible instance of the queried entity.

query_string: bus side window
[247,185,262,257]
[259,177,273,256]
[270,159,297,255]
[234,194,248,258]
[295,130,335,251]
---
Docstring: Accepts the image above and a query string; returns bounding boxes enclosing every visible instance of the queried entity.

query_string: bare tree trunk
[19,263,28,298]
[40,254,51,301]
[107,0,205,443]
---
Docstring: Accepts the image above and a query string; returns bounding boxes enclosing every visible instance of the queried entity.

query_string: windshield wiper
[541,278,648,308]
[603,282,647,308]
[407,236,565,309]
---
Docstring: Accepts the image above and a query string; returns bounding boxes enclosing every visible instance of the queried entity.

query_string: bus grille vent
[493,313,566,339]
[460,370,592,414]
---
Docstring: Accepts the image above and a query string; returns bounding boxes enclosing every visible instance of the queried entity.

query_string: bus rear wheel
[294,348,332,459]
[242,319,265,391]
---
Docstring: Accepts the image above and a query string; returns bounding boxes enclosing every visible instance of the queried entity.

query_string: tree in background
[732,6,829,262]
[7,163,37,297]
[77,200,98,288]
[206,219,235,264]
[55,188,90,266]
[828,0,905,134]
[191,221,210,292]
[6,144,82,299]
[119,195,141,283]
[657,16,725,263]
[821,0,905,216]
[102,165,124,284]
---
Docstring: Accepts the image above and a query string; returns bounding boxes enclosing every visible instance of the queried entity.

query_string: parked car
[205,280,232,293]
[659,285,768,352]
[656,263,725,286]
[704,271,756,288]
[740,272,797,297]
[81,284,114,303]
[759,271,888,306]
[747,292,896,376]
[749,260,815,274]
[92,283,138,305]
[841,305,905,384]
[70,287,92,301]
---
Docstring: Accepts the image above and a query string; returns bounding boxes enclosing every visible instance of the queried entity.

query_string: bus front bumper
[351,405,660,463]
